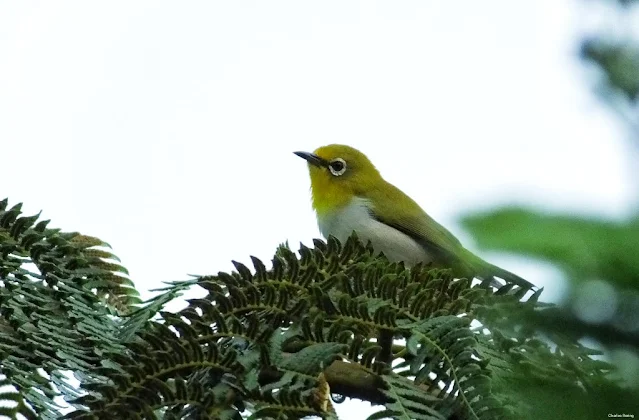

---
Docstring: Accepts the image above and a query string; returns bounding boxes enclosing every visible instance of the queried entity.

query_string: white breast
[316,197,433,267]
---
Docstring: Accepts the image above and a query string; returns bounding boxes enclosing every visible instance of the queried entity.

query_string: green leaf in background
[460,207,639,292]
[582,38,639,102]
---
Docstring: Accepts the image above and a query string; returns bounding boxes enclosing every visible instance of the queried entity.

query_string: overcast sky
[1,1,637,418]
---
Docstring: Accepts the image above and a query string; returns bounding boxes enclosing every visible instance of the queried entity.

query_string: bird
[294,144,534,289]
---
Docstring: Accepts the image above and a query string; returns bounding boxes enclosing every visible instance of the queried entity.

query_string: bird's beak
[293,151,328,168]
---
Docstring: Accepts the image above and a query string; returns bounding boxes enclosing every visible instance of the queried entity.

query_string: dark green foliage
[461,207,639,417]
[475,298,639,418]
[579,0,639,145]
[370,374,444,420]
[62,232,519,419]
[1,199,632,419]
[582,38,639,102]
[0,199,140,419]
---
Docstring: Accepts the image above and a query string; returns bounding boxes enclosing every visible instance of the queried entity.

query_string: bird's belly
[317,199,434,267]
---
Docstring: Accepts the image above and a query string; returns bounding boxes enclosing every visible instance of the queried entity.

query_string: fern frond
[3,205,631,420]
[0,199,139,418]
[369,373,444,420]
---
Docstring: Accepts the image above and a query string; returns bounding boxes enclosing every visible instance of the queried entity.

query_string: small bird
[294,144,534,289]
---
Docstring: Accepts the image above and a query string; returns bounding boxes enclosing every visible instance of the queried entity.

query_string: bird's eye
[328,158,347,176]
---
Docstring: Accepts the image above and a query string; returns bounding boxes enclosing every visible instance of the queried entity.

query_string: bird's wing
[366,182,470,270]
[367,181,535,288]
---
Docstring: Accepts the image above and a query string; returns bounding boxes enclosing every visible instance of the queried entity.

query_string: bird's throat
[311,188,353,216]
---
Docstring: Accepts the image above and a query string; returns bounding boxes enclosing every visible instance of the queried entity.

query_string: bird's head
[294,144,382,214]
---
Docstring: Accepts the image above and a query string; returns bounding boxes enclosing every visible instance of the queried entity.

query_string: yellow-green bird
[294,144,534,289]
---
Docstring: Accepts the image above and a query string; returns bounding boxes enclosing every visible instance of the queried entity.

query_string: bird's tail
[463,250,536,290]
[480,261,535,289]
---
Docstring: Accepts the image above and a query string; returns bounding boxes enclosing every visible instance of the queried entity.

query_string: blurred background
[1,1,638,418]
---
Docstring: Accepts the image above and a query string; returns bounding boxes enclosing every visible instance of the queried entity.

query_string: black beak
[293,151,328,168]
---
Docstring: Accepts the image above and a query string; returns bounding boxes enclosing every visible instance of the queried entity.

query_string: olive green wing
[367,181,471,273]
[368,181,535,289]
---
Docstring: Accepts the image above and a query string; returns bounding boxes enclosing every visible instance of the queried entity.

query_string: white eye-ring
[328,158,347,176]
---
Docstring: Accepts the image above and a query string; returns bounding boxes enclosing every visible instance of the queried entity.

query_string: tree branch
[323,361,387,404]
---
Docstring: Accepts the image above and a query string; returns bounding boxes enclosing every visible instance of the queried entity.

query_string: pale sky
[1,1,637,419]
